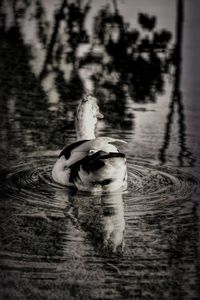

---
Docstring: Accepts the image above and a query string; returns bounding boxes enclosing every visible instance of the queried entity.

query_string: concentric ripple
[127,158,198,201]
[0,153,199,299]
[0,156,65,210]
[0,154,198,207]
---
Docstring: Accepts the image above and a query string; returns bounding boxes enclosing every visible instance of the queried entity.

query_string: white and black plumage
[52,95,127,192]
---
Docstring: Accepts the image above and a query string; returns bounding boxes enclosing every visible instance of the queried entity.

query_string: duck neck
[75,115,97,140]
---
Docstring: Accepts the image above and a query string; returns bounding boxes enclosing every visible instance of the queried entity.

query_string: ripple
[0,153,199,299]
[0,156,66,211]
[0,155,198,208]
[127,158,198,201]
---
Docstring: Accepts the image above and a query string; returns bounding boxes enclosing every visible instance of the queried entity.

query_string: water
[0,1,200,299]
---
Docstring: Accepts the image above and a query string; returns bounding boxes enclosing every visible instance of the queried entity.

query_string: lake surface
[0,0,200,299]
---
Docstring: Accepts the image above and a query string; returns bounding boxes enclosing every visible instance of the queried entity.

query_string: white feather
[52,156,72,186]
[52,95,128,192]
[66,137,126,167]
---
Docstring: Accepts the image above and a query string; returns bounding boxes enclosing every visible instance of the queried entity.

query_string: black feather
[81,151,107,173]
[96,153,125,159]
[59,140,89,159]
[68,151,125,183]
[69,151,106,183]
[69,163,81,183]
[96,179,113,186]
[81,152,125,173]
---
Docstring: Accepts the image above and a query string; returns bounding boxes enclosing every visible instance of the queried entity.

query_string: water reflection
[0,154,199,298]
[90,5,172,102]
[39,0,91,79]
[0,0,175,132]
[0,189,124,258]
[0,1,199,299]
[1,0,184,155]
[80,3,172,128]
[0,0,191,156]
[66,190,125,254]
[159,0,194,166]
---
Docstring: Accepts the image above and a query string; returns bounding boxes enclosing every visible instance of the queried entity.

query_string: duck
[52,95,127,192]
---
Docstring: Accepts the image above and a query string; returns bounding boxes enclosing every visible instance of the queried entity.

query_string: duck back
[69,151,127,192]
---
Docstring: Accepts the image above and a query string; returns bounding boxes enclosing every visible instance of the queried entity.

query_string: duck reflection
[65,190,125,254]
[100,192,125,253]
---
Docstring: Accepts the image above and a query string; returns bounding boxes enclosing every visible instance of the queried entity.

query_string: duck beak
[97,112,104,119]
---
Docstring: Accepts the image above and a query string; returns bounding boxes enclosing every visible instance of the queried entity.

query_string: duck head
[75,95,104,140]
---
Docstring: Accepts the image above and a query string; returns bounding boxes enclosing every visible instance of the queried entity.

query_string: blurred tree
[138,13,156,31]
[0,0,177,133]
[82,4,172,103]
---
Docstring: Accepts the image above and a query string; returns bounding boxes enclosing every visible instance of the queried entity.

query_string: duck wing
[69,150,126,186]
[59,140,89,159]
[59,137,127,169]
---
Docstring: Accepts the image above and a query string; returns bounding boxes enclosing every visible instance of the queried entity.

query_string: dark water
[0,0,200,299]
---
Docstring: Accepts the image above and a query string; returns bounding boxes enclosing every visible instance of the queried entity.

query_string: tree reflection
[38,0,91,109]
[79,3,172,128]
[0,24,49,156]
[92,6,172,104]
[158,0,194,166]
[35,0,49,47]
[0,0,193,165]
